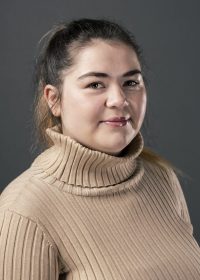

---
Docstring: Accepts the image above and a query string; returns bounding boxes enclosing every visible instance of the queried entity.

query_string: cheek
[134,92,146,111]
[61,93,103,123]
[84,101,103,123]
[129,92,147,120]
[139,93,147,115]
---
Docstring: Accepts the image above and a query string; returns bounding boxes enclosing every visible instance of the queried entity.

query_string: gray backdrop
[0,0,199,243]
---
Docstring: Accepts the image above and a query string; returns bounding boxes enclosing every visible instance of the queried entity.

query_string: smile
[101,120,129,127]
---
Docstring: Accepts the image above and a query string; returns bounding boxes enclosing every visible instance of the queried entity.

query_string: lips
[100,117,130,127]
[102,117,130,122]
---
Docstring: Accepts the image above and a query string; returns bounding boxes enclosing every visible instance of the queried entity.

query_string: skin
[44,39,147,156]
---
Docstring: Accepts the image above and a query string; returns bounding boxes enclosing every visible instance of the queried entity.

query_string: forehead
[68,40,141,76]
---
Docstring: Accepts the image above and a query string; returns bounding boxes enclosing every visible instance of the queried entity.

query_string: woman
[0,18,200,280]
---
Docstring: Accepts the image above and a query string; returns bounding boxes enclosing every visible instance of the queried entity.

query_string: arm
[167,168,193,233]
[0,210,60,280]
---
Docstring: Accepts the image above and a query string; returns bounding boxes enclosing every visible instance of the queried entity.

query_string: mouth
[100,119,130,127]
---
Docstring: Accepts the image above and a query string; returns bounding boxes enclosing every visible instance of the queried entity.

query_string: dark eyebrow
[77,69,142,80]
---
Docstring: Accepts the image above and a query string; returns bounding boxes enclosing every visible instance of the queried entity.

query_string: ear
[43,84,61,117]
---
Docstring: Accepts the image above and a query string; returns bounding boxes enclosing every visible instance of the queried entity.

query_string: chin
[97,142,127,155]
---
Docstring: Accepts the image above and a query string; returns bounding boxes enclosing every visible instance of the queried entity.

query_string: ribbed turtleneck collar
[31,125,145,196]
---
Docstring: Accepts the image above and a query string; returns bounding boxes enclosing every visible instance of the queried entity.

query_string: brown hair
[32,18,185,178]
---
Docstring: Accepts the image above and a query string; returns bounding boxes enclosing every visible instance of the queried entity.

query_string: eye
[87,82,104,89]
[124,80,139,87]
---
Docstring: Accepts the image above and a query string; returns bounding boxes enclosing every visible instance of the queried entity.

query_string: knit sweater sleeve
[166,167,193,232]
[0,209,60,280]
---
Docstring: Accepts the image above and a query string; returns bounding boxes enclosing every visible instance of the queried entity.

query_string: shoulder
[0,168,33,211]
[0,167,63,254]
[139,146,182,187]
[140,156,176,181]
[140,156,182,199]
[140,157,190,214]
[0,165,52,221]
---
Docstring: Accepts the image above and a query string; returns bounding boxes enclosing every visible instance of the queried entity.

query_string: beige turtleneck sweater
[0,125,200,280]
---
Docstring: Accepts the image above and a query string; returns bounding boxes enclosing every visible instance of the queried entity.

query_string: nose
[105,85,129,108]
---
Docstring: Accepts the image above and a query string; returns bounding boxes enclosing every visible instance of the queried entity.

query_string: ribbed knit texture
[0,125,200,280]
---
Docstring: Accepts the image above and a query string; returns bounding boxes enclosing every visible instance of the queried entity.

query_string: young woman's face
[46,40,147,155]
